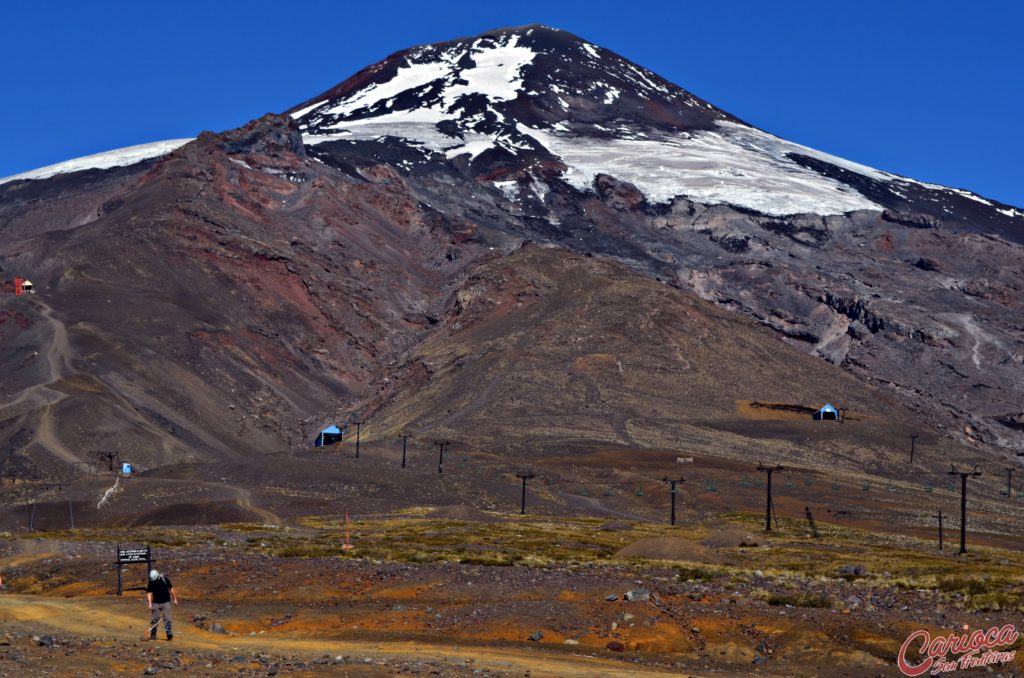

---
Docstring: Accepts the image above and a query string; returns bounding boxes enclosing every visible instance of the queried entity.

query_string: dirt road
[0,594,707,677]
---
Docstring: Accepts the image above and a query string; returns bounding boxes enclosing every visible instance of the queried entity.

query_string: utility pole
[757,463,783,532]
[354,421,362,458]
[909,435,918,464]
[435,441,449,475]
[99,451,119,473]
[516,472,535,515]
[66,485,74,530]
[401,434,408,469]
[949,465,981,555]
[662,476,685,525]
[839,407,847,424]
[804,506,820,538]
[937,511,943,551]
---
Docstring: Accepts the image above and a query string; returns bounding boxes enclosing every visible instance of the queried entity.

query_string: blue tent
[813,404,840,421]
[315,425,343,447]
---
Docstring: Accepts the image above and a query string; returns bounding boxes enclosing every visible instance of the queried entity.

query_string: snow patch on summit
[441,37,535,105]
[297,33,537,160]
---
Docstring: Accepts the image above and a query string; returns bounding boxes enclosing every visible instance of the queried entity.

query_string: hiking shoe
[166,634,173,641]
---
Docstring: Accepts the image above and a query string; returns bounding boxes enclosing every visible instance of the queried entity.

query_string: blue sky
[2,1,1021,206]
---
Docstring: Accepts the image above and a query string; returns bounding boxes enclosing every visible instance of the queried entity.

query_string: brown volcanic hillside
[362,247,954,473]
[0,115,485,477]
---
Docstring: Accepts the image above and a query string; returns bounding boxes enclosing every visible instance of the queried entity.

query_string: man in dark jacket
[146,569,177,640]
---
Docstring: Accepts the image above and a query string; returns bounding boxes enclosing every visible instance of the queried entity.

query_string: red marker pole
[342,511,354,550]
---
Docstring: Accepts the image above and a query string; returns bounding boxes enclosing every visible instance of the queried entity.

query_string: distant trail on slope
[1,299,85,464]
[37,299,72,380]
[0,298,74,418]
[34,402,82,464]
[233,486,282,526]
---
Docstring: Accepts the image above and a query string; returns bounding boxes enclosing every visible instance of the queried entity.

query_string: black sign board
[114,544,153,595]
[118,547,150,564]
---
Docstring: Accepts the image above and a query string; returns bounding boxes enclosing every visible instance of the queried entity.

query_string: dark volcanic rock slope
[1,25,1023,480]
[0,116,485,474]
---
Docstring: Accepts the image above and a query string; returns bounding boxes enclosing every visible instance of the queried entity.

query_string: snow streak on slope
[0,139,193,186]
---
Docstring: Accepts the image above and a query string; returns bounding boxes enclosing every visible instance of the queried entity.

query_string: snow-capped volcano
[290,25,1023,221]
[290,26,735,157]
[3,23,1024,480]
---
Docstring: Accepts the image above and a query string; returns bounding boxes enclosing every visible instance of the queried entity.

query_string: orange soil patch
[849,627,900,660]
[569,353,619,375]
[372,583,438,600]
[457,621,570,645]
[629,621,697,653]
[347,610,429,634]
[46,581,110,597]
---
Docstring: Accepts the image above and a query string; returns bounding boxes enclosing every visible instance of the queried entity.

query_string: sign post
[115,545,153,596]
[342,512,354,550]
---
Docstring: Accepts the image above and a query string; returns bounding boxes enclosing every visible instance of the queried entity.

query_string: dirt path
[0,539,63,569]
[0,594,704,677]
[37,299,72,380]
[0,299,84,463]
[34,402,82,464]
[233,486,282,526]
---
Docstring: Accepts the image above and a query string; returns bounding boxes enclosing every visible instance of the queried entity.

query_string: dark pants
[150,602,172,637]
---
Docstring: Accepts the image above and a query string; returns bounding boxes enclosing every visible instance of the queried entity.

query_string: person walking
[146,569,177,640]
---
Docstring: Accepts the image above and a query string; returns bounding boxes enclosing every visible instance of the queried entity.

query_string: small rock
[563,639,579,645]
[622,613,635,622]
[623,588,649,602]
[36,635,55,647]
[528,630,543,642]
[752,655,768,665]
[754,570,764,578]
[604,594,618,601]
[210,623,228,635]
[606,640,626,652]
[838,564,866,577]
[691,627,701,634]
[143,669,158,676]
